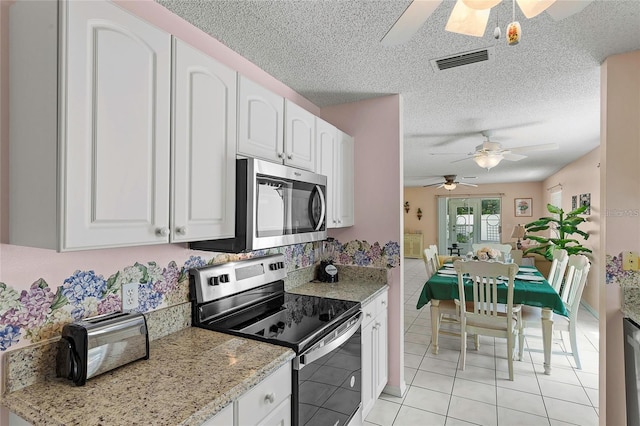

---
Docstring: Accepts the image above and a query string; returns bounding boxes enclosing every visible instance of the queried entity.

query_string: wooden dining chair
[547,248,569,294]
[454,260,520,380]
[422,247,438,279]
[517,254,591,369]
[429,244,441,267]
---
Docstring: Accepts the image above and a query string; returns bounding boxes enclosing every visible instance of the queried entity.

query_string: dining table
[416,261,568,375]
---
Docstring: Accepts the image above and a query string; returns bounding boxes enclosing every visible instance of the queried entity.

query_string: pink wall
[601,50,640,426]
[542,148,600,312]
[321,96,405,396]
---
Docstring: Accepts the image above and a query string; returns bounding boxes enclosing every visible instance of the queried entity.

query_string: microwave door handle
[313,185,326,231]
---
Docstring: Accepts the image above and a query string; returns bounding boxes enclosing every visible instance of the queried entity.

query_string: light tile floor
[365,258,600,426]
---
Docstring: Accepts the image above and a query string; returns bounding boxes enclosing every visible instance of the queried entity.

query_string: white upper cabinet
[171,38,236,243]
[238,76,285,164]
[284,100,316,171]
[10,0,172,251]
[238,76,316,171]
[9,1,237,251]
[337,130,355,228]
[315,119,354,229]
[315,118,339,227]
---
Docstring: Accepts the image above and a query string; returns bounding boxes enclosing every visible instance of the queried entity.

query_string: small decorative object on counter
[317,237,339,283]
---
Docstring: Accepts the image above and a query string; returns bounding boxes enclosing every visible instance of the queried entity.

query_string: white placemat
[515,274,545,281]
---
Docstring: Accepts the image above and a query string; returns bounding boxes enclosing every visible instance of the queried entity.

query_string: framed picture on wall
[515,198,533,217]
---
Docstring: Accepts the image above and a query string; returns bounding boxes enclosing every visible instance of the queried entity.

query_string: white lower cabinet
[201,403,234,426]
[361,290,388,419]
[202,361,291,426]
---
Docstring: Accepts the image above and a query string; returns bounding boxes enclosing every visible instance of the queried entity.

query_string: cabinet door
[361,318,376,418]
[375,310,388,397]
[257,396,291,426]
[337,131,355,227]
[200,403,234,426]
[315,118,338,227]
[238,76,284,163]
[284,100,315,171]
[171,38,236,242]
[63,1,171,249]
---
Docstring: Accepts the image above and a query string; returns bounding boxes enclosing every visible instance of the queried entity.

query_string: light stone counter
[1,327,294,426]
[622,286,640,325]
[287,265,388,306]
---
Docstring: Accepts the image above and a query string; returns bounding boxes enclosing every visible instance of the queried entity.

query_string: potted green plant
[523,203,591,261]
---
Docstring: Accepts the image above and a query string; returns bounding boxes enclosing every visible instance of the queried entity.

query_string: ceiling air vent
[430,47,495,72]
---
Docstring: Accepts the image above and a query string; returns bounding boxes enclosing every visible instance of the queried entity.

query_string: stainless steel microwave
[190,158,327,253]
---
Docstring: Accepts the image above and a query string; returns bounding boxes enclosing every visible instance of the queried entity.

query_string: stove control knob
[219,274,230,283]
[209,277,220,286]
[269,324,279,334]
[277,321,285,330]
[269,263,276,271]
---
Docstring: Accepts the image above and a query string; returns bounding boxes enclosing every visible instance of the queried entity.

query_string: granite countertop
[2,327,294,426]
[288,279,388,306]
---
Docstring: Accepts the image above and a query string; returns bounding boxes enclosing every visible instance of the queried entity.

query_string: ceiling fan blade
[381,0,443,46]
[445,0,490,37]
[459,182,479,187]
[502,152,527,161]
[509,143,559,153]
[516,0,556,19]
[545,0,593,21]
[423,182,446,188]
[451,156,474,164]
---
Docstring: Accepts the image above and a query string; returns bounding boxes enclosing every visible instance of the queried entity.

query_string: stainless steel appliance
[56,311,149,386]
[190,254,362,426]
[625,318,640,425]
[191,158,327,253]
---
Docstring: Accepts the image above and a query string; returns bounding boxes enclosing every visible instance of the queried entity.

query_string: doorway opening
[437,197,502,255]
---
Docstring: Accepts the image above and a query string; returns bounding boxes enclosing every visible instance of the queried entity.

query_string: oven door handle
[295,312,362,370]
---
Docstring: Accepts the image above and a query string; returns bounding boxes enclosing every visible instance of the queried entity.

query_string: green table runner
[416,265,568,317]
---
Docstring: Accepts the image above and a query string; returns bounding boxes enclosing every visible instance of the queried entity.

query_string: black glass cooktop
[197,291,360,353]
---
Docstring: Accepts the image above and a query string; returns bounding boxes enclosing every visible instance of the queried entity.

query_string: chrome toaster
[56,311,149,386]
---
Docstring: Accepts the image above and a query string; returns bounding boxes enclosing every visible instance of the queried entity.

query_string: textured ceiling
[156,0,640,187]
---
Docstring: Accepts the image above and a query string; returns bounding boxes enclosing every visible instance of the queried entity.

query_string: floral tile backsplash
[606,252,640,286]
[0,240,399,352]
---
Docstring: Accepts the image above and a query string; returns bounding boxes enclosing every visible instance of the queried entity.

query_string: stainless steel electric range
[189,254,362,426]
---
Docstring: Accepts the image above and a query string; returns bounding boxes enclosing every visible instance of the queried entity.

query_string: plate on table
[442,264,454,269]
[518,266,537,273]
[515,274,545,282]
[437,269,457,276]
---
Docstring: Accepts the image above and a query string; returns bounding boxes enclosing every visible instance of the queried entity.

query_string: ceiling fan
[448,132,558,170]
[424,174,478,191]
[381,0,594,45]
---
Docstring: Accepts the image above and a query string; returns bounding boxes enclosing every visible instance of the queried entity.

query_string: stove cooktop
[189,254,360,353]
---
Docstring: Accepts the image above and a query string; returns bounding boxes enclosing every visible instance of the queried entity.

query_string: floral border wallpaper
[0,240,399,352]
[606,252,640,286]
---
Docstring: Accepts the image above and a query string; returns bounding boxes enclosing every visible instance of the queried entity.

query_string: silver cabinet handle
[278,152,285,159]
[264,393,275,404]
[287,154,293,159]
[155,227,169,237]
[365,312,372,318]
[381,300,386,306]
[176,226,188,235]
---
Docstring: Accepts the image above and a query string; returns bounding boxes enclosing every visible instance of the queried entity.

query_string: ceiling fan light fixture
[516,0,557,18]
[462,0,502,10]
[474,153,503,170]
[445,0,491,37]
[443,182,457,191]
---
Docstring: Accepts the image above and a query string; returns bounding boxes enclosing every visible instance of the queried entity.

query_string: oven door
[294,312,362,426]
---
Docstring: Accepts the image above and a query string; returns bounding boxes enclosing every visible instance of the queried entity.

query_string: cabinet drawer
[237,362,291,426]
[376,290,388,315]
[362,298,377,327]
